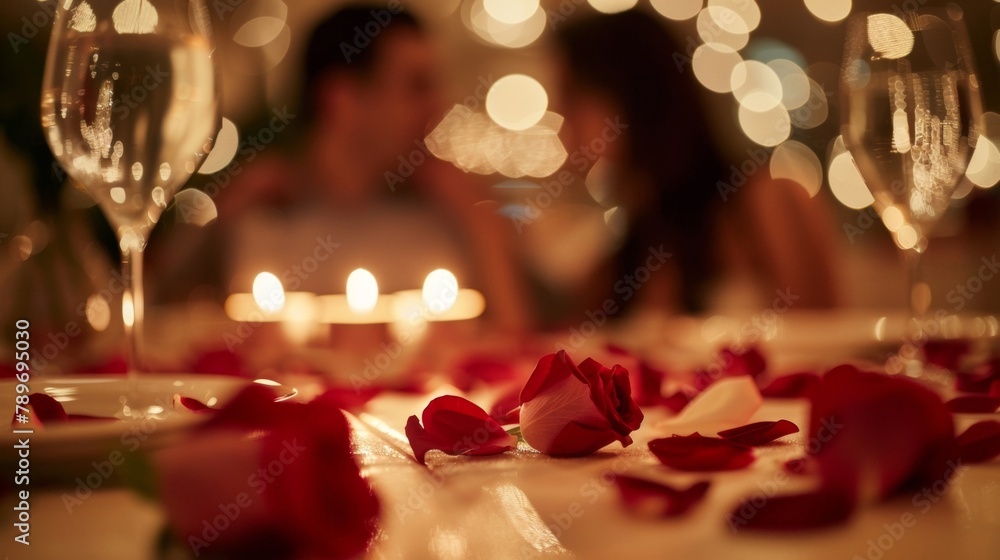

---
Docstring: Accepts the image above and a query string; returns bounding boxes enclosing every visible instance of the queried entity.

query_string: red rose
[518,351,643,456]
[155,385,380,559]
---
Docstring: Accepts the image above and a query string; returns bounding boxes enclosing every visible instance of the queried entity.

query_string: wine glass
[40,1,219,395]
[840,8,982,376]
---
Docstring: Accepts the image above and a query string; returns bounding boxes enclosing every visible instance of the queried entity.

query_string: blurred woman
[551,10,840,318]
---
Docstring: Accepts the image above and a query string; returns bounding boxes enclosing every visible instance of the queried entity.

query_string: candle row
[224,268,485,324]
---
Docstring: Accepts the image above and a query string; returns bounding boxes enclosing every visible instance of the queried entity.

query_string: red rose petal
[26,393,69,423]
[604,343,631,356]
[634,361,668,406]
[541,420,632,457]
[922,339,970,371]
[615,476,710,518]
[955,421,1000,464]
[782,457,815,476]
[722,346,767,379]
[451,354,518,390]
[955,358,1000,394]
[179,396,212,413]
[718,420,800,446]
[693,346,767,390]
[946,395,1000,414]
[264,391,380,559]
[488,386,521,425]
[404,395,516,465]
[316,386,383,411]
[726,490,854,532]
[11,393,119,425]
[663,390,692,413]
[67,414,119,422]
[809,365,956,501]
[201,384,283,431]
[649,434,755,472]
[760,373,821,399]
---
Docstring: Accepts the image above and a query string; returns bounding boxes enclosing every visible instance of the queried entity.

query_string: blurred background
[2,0,1000,373]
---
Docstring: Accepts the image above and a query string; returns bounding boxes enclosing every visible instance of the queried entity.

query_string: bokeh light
[198,117,238,175]
[174,188,218,226]
[709,0,760,31]
[483,5,546,48]
[426,105,566,178]
[112,0,158,34]
[770,141,823,197]
[486,74,548,131]
[258,24,292,70]
[828,137,875,209]
[697,5,750,51]
[587,0,639,14]
[895,224,919,250]
[767,59,810,109]
[804,0,852,23]
[967,112,1000,189]
[881,205,905,232]
[650,0,702,21]
[731,60,784,111]
[788,78,829,129]
[738,103,790,147]
[866,14,914,59]
[233,17,285,47]
[85,294,111,332]
[483,0,538,24]
[693,43,743,93]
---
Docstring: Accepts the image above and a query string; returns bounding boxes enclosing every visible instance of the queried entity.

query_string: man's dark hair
[301,4,423,116]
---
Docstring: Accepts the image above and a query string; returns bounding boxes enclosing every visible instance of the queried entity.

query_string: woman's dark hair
[556,10,727,312]
[301,5,423,117]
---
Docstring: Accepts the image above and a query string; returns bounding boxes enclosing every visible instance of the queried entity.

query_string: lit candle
[422,269,459,315]
[252,271,285,315]
[346,268,379,314]
[225,269,485,325]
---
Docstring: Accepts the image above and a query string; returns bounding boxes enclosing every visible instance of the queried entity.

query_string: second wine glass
[840,8,983,375]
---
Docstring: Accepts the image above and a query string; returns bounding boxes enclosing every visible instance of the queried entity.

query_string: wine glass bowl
[841,10,982,255]
[840,9,982,375]
[40,0,220,377]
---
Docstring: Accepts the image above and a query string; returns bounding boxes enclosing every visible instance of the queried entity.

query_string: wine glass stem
[122,246,144,375]
[904,248,928,343]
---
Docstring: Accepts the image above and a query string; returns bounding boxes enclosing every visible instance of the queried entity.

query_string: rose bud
[519,351,643,456]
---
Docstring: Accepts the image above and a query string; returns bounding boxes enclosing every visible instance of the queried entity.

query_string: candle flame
[346,268,379,313]
[422,269,459,315]
[252,272,285,314]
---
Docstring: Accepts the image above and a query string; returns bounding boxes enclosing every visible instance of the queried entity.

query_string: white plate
[1,375,296,471]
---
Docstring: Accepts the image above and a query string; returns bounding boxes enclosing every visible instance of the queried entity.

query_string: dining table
[2,309,999,560]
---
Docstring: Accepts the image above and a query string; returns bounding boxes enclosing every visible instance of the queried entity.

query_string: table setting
[2,0,1000,559]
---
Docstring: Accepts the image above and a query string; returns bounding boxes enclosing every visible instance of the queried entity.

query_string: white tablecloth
[4,393,998,560]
